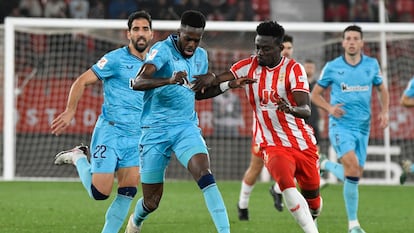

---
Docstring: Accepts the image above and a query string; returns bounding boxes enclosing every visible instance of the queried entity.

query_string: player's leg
[102,137,140,233]
[265,147,318,233]
[176,125,230,233]
[295,148,323,222]
[238,145,264,220]
[269,182,284,212]
[126,129,169,232]
[339,132,367,233]
[400,159,413,185]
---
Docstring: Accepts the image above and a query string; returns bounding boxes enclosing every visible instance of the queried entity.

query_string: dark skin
[194,34,318,199]
[132,28,219,212]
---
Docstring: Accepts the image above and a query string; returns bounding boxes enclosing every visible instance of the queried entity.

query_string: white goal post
[3,11,414,183]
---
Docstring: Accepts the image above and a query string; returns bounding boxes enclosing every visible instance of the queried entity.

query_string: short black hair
[128,10,152,30]
[283,34,293,44]
[343,25,363,38]
[256,21,285,44]
[181,10,206,29]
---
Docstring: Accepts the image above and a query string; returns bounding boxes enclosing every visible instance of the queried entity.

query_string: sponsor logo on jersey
[148,49,158,60]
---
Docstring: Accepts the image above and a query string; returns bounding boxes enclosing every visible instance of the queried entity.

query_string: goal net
[2,18,414,184]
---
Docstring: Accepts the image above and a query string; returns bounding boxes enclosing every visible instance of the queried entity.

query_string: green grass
[0,181,413,233]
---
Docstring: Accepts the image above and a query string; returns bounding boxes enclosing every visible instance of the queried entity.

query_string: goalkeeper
[51,11,153,233]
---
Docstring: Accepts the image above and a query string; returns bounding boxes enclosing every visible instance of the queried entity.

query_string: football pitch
[0,181,413,233]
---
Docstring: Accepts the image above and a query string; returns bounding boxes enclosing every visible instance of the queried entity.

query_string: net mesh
[3,22,414,183]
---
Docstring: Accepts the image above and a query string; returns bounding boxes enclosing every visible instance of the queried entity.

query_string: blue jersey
[91,46,144,135]
[317,55,383,131]
[141,34,208,127]
[403,77,414,97]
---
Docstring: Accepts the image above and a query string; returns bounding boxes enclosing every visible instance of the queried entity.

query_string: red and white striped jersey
[231,55,317,151]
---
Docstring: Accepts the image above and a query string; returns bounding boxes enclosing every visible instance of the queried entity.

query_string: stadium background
[1,0,414,183]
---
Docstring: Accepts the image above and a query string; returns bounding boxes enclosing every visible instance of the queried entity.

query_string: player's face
[255,35,281,68]
[178,30,203,58]
[128,18,153,53]
[281,41,293,58]
[342,30,363,56]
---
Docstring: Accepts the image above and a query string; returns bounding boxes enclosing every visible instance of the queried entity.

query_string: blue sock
[344,177,359,221]
[325,160,345,181]
[133,198,150,227]
[75,157,93,197]
[202,184,230,233]
[101,194,133,233]
[411,165,414,173]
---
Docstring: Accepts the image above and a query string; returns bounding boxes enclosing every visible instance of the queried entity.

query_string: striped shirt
[231,55,317,151]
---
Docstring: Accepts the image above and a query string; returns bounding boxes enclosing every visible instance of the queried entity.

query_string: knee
[118,187,137,198]
[91,184,109,200]
[197,173,216,190]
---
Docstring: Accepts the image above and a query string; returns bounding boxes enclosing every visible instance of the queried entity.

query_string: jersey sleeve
[404,78,414,97]
[290,63,309,93]
[145,42,170,71]
[230,57,254,79]
[91,53,117,81]
[317,62,333,88]
[372,59,383,86]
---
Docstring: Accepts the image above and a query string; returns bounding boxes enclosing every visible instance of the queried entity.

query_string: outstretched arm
[51,69,98,135]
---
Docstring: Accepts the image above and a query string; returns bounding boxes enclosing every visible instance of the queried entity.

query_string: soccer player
[125,10,230,233]
[311,25,389,233]
[399,77,414,184]
[194,21,321,233]
[51,11,153,233]
[236,34,295,220]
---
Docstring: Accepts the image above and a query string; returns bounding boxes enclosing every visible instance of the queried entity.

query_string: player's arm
[132,64,188,90]
[195,72,256,100]
[192,70,236,93]
[376,83,389,129]
[311,84,345,118]
[51,69,98,136]
[277,91,311,119]
[400,94,414,107]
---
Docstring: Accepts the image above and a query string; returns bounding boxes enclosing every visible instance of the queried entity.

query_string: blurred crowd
[324,0,414,22]
[0,0,270,23]
[1,0,413,24]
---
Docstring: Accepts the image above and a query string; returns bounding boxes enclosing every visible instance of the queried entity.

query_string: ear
[279,44,284,50]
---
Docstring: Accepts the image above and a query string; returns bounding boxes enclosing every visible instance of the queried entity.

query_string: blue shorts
[139,123,209,184]
[329,126,369,167]
[90,118,140,173]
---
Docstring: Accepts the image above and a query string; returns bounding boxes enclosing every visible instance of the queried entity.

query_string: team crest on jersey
[97,57,108,69]
[148,49,158,60]
[278,72,285,82]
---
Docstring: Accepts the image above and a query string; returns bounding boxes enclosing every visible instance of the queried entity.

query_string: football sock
[324,160,345,181]
[75,156,93,197]
[133,198,150,227]
[101,193,133,233]
[273,182,282,194]
[283,187,318,233]
[238,180,254,209]
[344,177,359,223]
[411,164,414,173]
[202,184,230,233]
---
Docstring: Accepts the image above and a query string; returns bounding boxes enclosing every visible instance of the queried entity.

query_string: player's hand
[192,72,217,93]
[328,103,345,118]
[170,71,188,85]
[378,111,389,129]
[51,110,75,136]
[276,98,293,113]
[229,77,257,88]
